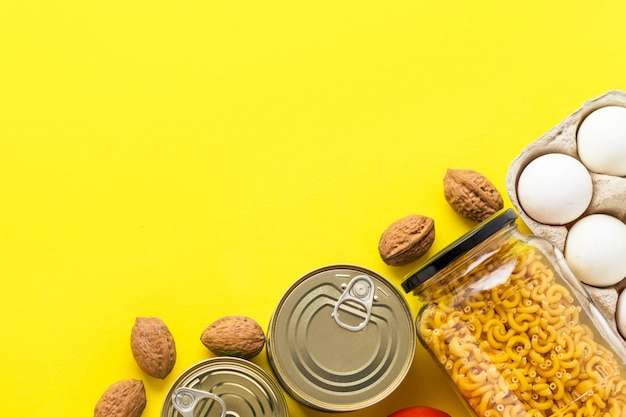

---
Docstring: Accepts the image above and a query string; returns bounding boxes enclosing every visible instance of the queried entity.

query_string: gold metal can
[267,264,416,412]
[161,357,289,417]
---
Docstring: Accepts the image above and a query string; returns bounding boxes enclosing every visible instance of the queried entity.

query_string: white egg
[577,105,626,176]
[616,290,626,340]
[516,153,593,225]
[564,214,626,287]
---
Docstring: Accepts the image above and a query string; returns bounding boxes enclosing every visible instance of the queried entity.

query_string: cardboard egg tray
[506,89,626,335]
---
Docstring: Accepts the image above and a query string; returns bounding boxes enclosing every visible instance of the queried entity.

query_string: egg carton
[506,89,626,336]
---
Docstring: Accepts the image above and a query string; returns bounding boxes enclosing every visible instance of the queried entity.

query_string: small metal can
[161,357,289,417]
[267,264,416,412]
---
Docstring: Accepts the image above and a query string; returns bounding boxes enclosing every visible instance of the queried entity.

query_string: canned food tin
[161,357,289,417]
[267,264,416,412]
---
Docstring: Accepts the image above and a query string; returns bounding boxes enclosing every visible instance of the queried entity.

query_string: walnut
[130,316,176,379]
[94,379,146,417]
[201,316,266,359]
[378,214,435,266]
[444,169,504,222]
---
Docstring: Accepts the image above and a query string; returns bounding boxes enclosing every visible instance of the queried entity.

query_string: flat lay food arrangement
[3,2,626,417]
[94,89,626,415]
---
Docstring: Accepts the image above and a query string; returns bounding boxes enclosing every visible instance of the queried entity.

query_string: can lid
[161,357,289,417]
[267,265,416,412]
[401,209,518,293]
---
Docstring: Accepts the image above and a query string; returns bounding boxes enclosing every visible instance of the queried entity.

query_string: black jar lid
[401,208,518,293]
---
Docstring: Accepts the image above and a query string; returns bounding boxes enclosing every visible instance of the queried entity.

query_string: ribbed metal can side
[161,356,289,417]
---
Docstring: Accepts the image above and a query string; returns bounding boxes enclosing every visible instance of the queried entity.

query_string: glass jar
[402,209,626,417]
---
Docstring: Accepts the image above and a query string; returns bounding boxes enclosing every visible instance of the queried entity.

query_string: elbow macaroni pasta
[418,241,626,417]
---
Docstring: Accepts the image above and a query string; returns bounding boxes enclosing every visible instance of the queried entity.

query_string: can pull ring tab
[172,387,227,417]
[332,274,374,331]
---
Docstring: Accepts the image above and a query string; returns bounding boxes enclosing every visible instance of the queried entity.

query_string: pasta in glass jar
[402,209,626,417]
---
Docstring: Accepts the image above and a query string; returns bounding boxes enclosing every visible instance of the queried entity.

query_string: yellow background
[2,1,626,416]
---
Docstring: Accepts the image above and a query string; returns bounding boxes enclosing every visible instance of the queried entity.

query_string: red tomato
[388,406,452,417]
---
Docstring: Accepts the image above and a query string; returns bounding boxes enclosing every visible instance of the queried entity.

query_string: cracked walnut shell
[444,169,504,222]
[378,214,435,266]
